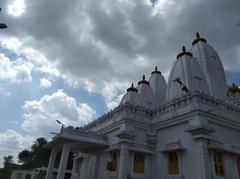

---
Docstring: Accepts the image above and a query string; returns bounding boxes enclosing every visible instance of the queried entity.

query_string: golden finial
[127,83,138,92]
[138,74,149,85]
[196,32,200,38]
[192,32,207,46]
[176,46,193,59]
[182,46,186,52]
[151,66,161,75]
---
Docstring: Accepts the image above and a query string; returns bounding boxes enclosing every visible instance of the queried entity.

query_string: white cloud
[21,90,96,137]
[100,80,128,110]
[0,89,96,168]
[8,0,26,17]
[0,129,32,153]
[0,129,33,167]
[0,53,34,83]
[0,0,239,121]
[39,78,52,88]
[1,37,22,51]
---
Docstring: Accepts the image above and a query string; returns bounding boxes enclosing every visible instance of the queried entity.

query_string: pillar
[57,144,70,179]
[195,139,211,179]
[93,154,100,179]
[70,157,77,179]
[177,151,183,176]
[118,145,129,179]
[46,148,58,179]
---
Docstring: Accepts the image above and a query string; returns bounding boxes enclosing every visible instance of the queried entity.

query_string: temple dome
[137,75,156,108]
[120,84,145,107]
[190,32,227,100]
[166,46,210,101]
[149,66,167,105]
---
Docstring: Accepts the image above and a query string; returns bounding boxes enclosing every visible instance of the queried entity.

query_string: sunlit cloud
[39,78,52,89]
[8,0,26,17]
[1,37,22,51]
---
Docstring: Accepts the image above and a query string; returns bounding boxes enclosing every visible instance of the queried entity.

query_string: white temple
[45,33,240,179]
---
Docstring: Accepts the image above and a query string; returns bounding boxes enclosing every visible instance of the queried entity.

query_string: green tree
[18,150,32,164]
[31,137,50,167]
[17,137,51,169]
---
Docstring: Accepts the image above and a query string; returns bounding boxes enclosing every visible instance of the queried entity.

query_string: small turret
[137,75,156,108]
[120,83,145,107]
[149,66,167,106]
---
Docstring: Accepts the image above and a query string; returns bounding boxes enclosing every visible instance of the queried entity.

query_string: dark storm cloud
[0,0,240,93]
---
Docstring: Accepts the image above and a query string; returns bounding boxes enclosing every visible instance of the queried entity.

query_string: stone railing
[152,91,240,116]
[61,126,107,140]
[226,94,240,106]
[83,91,240,130]
[84,104,149,129]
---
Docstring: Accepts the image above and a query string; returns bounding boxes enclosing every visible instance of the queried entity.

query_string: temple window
[213,151,224,176]
[168,151,179,175]
[133,152,145,173]
[107,151,118,171]
[237,156,240,177]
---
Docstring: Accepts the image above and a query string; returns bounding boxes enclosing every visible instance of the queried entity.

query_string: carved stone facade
[45,34,240,179]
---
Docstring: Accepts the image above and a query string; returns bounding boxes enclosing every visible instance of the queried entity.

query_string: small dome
[190,32,227,100]
[166,47,210,101]
[137,75,156,108]
[149,66,167,105]
[120,84,145,107]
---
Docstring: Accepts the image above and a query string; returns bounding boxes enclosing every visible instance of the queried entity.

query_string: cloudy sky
[0,0,240,167]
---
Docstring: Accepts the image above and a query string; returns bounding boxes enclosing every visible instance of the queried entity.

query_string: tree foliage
[3,155,13,167]
[18,150,32,164]
[18,137,51,169]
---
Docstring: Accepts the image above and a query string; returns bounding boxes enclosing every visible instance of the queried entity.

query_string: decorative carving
[116,130,136,140]
[83,91,240,130]
[61,126,107,141]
